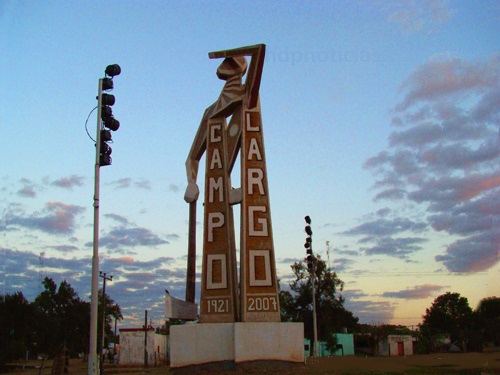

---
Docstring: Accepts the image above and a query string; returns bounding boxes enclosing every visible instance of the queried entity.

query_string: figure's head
[216,56,247,80]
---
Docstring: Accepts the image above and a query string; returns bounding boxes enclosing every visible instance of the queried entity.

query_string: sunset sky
[1,1,499,329]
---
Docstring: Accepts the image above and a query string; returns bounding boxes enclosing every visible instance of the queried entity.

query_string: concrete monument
[184,44,280,323]
[170,44,303,367]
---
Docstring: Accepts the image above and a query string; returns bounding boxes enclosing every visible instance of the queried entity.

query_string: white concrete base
[170,323,234,367]
[170,322,304,368]
[234,322,304,363]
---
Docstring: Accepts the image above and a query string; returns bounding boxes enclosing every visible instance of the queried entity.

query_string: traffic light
[305,216,313,272]
[97,64,121,167]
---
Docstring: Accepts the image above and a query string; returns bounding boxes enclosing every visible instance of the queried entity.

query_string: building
[304,333,355,357]
[119,327,168,366]
[377,335,417,356]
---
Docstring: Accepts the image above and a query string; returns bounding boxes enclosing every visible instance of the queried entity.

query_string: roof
[120,327,155,332]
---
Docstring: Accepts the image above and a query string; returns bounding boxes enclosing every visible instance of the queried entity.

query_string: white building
[119,327,168,366]
[380,335,416,356]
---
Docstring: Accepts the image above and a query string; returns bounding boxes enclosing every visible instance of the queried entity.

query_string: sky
[1,1,499,330]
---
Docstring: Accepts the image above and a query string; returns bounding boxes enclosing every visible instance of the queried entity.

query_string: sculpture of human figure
[184,44,265,203]
[184,45,278,323]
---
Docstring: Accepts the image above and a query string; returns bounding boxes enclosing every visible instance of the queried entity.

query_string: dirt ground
[5,352,500,374]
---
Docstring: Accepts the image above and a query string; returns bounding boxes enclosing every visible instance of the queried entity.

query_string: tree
[279,255,358,353]
[476,296,500,346]
[97,289,123,352]
[0,278,122,360]
[33,277,92,357]
[0,292,36,364]
[421,292,475,352]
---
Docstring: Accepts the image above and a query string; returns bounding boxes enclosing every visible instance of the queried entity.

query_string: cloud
[101,256,175,272]
[335,249,360,257]
[428,190,499,235]
[110,178,132,189]
[86,212,175,251]
[98,227,168,249]
[165,233,180,241]
[135,179,151,190]
[1,248,91,302]
[387,0,456,34]
[435,229,500,272]
[330,257,355,272]
[104,213,130,225]
[1,247,185,327]
[8,201,85,235]
[342,217,428,259]
[47,245,79,253]
[278,257,301,265]
[168,184,180,193]
[17,187,36,198]
[397,54,499,111]
[362,237,427,259]
[107,178,153,190]
[364,53,500,272]
[344,217,427,238]
[342,289,395,324]
[49,175,85,190]
[17,178,38,198]
[382,284,445,299]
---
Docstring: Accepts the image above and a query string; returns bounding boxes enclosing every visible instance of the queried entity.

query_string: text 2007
[248,297,277,311]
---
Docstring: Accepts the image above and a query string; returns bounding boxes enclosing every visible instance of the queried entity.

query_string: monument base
[170,322,304,368]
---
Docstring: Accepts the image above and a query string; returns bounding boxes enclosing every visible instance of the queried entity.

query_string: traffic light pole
[88,78,104,375]
[305,216,319,357]
[99,272,112,373]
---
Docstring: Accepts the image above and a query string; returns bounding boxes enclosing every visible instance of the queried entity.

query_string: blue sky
[1,1,499,328]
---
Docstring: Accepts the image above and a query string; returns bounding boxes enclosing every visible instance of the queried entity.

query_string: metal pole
[99,271,112,372]
[311,262,319,357]
[186,201,196,303]
[114,317,117,354]
[144,310,148,367]
[101,274,106,363]
[88,78,103,375]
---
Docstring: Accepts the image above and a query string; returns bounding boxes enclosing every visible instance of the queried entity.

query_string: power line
[343,271,487,277]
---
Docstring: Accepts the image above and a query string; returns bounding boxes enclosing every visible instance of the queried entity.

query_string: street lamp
[88,64,121,375]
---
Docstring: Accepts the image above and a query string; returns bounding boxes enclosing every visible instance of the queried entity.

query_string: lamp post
[88,64,121,375]
[99,271,113,371]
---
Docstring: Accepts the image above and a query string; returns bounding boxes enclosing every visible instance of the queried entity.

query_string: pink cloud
[458,175,500,201]
[397,54,500,111]
[382,284,445,299]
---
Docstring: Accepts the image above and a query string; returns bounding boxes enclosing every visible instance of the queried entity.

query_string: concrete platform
[170,322,304,368]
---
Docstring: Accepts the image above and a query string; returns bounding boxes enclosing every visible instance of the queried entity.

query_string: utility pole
[304,216,319,357]
[114,317,117,354]
[88,64,121,375]
[99,271,112,373]
[144,310,148,367]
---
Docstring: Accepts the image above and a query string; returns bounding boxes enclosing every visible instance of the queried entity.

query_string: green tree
[476,296,500,346]
[33,277,91,357]
[97,289,123,352]
[279,255,358,354]
[0,292,36,363]
[421,292,474,352]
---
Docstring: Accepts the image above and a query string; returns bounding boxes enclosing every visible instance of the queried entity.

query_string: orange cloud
[459,175,500,201]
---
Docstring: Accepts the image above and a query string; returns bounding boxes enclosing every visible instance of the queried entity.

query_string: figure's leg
[240,103,280,322]
[199,117,238,323]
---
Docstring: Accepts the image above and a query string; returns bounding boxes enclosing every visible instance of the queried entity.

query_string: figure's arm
[209,44,266,109]
[184,108,210,202]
